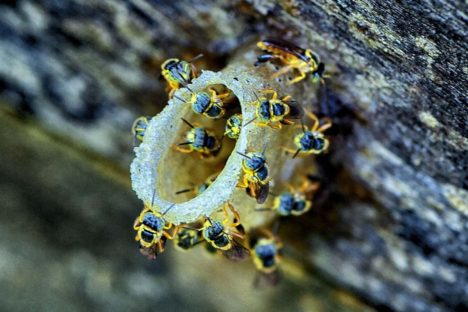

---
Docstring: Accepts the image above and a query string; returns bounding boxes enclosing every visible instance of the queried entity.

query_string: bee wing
[285,101,305,119]
[245,182,270,204]
[261,38,308,62]
[253,270,281,288]
[222,242,250,261]
[255,183,270,205]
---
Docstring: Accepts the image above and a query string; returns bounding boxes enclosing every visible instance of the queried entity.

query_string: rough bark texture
[0,1,466,312]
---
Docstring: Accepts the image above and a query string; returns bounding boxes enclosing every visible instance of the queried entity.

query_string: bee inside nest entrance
[157,83,241,203]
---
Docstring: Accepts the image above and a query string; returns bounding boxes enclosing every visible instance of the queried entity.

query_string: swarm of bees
[131,38,333,286]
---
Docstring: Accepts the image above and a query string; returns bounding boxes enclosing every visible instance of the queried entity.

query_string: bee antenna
[254,208,272,212]
[262,143,268,156]
[178,141,194,146]
[206,217,213,225]
[300,118,306,133]
[189,53,204,62]
[185,85,194,94]
[181,226,199,231]
[236,151,251,159]
[150,189,156,207]
[175,188,194,195]
[181,118,195,128]
[243,117,256,127]
[173,95,187,103]
[272,219,281,236]
[162,204,176,216]
[292,148,302,159]
[252,91,260,102]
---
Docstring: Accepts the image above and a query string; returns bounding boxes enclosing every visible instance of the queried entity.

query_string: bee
[246,89,303,130]
[224,113,243,140]
[250,228,283,287]
[133,194,179,260]
[255,38,326,85]
[257,176,320,216]
[201,203,250,261]
[259,191,311,217]
[174,87,230,119]
[161,54,202,97]
[284,110,332,158]
[237,146,271,204]
[131,116,150,144]
[173,228,202,251]
[175,173,218,196]
[175,118,221,158]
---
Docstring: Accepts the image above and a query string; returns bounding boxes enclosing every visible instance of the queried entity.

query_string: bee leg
[190,64,198,78]
[175,145,193,153]
[286,183,294,193]
[157,240,165,253]
[287,71,306,85]
[281,119,295,126]
[270,121,282,129]
[163,226,179,239]
[231,231,245,240]
[260,89,278,100]
[255,54,278,66]
[237,176,249,189]
[281,95,292,102]
[225,203,241,227]
[282,146,300,156]
[316,117,333,133]
[305,110,321,131]
[271,65,293,79]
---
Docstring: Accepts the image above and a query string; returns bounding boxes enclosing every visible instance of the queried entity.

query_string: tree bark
[0,1,466,311]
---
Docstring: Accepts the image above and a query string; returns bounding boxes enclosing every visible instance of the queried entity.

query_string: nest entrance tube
[131,64,302,227]
[161,84,239,203]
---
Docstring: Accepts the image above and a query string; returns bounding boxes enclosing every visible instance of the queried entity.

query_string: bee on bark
[255,38,326,84]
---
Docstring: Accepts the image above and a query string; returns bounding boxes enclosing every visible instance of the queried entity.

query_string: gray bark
[0,1,466,311]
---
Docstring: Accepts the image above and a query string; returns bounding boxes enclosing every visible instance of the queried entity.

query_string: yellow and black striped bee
[257,191,311,217]
[255,38,325,85]
[175,118,221,158]
[246,89,303,130]
[173,228,202,251]
[284,111,332,158]
[161,54,202,97]
[250,229,283,287]
[257,176,320,216]
[133,195,179,260]
[201,203,250,261]
[174,87,230,119]
[237,147,271,204]
[224,113,243,140]
[131,116,150,144]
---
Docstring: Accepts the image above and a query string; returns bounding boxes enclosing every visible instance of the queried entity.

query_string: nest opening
[158,83,241,204]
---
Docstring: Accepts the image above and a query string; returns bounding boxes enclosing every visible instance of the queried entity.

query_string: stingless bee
[173,228,202,251]
[131,116,150,144]
[224,113,243,140]
[133,193,179,260]
[255,38,326,84]
[250,227,283,287]
[256,175,320,216]
[284,110,332,158]
[161,54,202,97]
[246,89,303,130]
[175,118,222,158]
[201,203,250,261]
[174,87,231,119]
[237,146,271,204]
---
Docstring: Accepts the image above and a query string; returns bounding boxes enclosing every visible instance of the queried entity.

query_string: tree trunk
[0,1,466,311]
